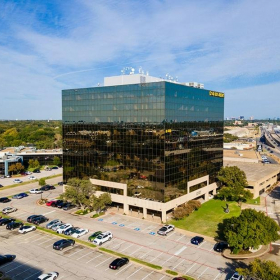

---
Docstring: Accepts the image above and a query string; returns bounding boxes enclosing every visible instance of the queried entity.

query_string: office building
[62,74,224,221]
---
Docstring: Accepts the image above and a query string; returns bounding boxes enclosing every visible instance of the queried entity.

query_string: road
[0,183,237,280]
[0,168,63,187]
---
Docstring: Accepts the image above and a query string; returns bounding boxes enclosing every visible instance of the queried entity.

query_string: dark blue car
[191,236,204,245]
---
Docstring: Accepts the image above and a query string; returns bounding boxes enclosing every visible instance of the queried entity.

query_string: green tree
[60,178,95,209]
[53,156,61,166]
[236,259,280,280]
[89,193,112,213]
[8,162,24,174]
[216,166,253,202]
[222,209,280,251]
[39,178,46,186]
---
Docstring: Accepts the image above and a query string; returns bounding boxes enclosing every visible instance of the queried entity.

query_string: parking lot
[1,185,235,280]
[0,227,173,280]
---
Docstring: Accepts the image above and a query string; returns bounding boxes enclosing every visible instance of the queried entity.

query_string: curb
[222,244,270,259]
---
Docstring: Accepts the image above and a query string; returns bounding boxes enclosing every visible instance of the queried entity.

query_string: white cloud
[0,0,279,119]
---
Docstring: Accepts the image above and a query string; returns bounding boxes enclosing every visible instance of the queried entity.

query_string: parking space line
[130,246,142,256]
[176,235,185,242]
[150,252,163,262]
[76,251,92,260]
[159,275,168,280]
[38,237,56,245]
[14,267,33,277]
[161,255,175,266]
[24,271,41,280]
[119,243,134,252]
[115,263,132,275]
[43,210,56,215]
[24,233,41,241]
[6,259,33,273]
[86,253,103,264]
[126,267,143,279]
[198,267,208,279]
[68,247,86,257]
[198,241,205,248]
[95,256,113,268]
[33,236,46,242]
[214,272,222,280]
[166,231,176,239]
[172,258,185,270]
[142,271,154,280]
[174,245,187,256]
[140,249,152,259]
[186,263,196,273]
[111,240,126,249]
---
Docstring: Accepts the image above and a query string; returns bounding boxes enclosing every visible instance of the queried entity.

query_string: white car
[28,176,36,180]
[37,271,59,280]
[13,179,23,183]
[29,188,43,194]
[230,272,244,280]
[56,223,72,234]
[93,231,113,245]
[18,225,36,234]
[2,207,17,214]
[71,228,89,238]
[157,224,175,236]
[46,219,61,229]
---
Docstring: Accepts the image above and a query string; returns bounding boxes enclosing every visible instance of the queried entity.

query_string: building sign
[209,91,224,98]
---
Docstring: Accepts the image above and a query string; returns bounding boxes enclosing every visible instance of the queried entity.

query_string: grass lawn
[244,196,260,205]
[170,199,241,238]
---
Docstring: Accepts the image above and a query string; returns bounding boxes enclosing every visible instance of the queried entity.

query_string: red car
[46,200,56,206]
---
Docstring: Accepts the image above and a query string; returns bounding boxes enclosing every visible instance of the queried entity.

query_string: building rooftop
[224,161,280,183]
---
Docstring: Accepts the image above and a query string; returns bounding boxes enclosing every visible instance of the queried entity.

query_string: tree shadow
[217,260,249,280]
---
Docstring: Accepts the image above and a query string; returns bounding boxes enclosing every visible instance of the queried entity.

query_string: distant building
[239,116,244,120]
[62,74,224,222]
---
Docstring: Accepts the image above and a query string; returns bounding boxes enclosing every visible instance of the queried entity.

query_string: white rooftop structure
[104,74,165,87]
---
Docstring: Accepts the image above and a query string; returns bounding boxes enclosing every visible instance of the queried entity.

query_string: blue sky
[0,0,279,120]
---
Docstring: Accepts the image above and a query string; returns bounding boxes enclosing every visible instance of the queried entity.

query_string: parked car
[58,182,64,186]
[2,207,17,214]
[214,242,228,252]
[40,185,51,191]
[27,215,41,223]
[33,216,49,225]
[52,166,59,169]
[12,193,28,199]
[71,228,89,238]
[57,223,72,234]
[52,200,63,207]
[0,197,11,203]
[63,203,75,211]
[0,184,3,188]
[37,272,59,280]
[64,227,78,236]
[109,257,129,270]
[88,231,102,242]
[46,219,61,229]
[29,188,43,194]
[13,179,23,183]
[57,202,68,209]
[0,254,16,265]
[51,222,64,231]
[0,218,15,226]
[33,169,41,173]
[6,221,23,230]
[25,171,32,175]
[191,236,204,245]
[53,239,75,251]
[93,231,113,245]
[28,176,36,180]
[157,224,175,236]
[46,200,57,207]
[230,272,244,280]
[18,225,36,234]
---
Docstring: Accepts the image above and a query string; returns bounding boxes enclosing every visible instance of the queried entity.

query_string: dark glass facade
[62,81,224,202]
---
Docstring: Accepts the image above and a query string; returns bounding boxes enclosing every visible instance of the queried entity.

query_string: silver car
[51,222,64,231]
[2,207,17,214]
[46,219,61,229]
